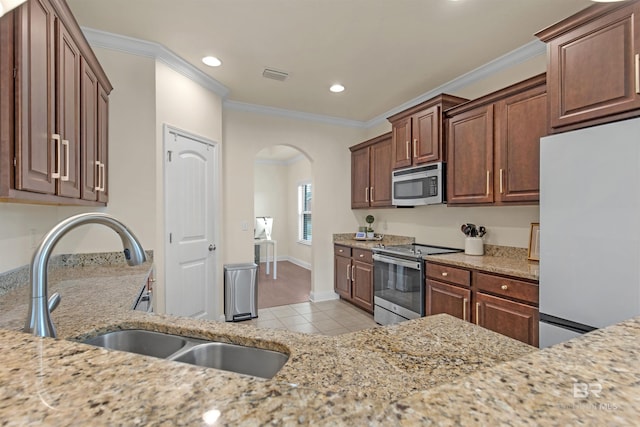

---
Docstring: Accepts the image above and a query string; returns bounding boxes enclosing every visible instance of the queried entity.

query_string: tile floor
[244,299,379,336]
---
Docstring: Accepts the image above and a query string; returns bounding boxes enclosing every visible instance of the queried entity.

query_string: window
[298,182,312,243]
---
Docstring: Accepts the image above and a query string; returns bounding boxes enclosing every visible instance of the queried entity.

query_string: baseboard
[309,290,339,302]
[258,255,311,271]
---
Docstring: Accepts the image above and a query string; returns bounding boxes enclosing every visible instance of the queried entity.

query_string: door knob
[209,244,216,251]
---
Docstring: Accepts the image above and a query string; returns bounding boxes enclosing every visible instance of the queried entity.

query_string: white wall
[224,109,363,300]
[287,156,312,267]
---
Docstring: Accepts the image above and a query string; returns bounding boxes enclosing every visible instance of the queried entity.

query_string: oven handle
[372,254,422,270]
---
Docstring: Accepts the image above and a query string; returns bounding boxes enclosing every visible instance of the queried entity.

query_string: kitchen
[1,0,640,424]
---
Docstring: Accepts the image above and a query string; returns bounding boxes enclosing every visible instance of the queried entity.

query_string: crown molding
[364,39,546,128]
[80,27,544,130]
[80,27,230,98]
[224,100,366,129]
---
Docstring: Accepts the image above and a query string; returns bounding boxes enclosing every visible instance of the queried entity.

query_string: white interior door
[165,126,217,319]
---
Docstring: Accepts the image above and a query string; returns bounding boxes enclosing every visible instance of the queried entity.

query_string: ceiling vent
[262,68,289,81]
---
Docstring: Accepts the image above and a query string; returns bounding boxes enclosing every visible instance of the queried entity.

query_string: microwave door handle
[373,254,421,270]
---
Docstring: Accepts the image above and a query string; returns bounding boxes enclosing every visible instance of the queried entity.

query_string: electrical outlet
[241,221,248,231]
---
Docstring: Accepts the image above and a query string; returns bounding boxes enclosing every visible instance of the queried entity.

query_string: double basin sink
[83,329,289,379]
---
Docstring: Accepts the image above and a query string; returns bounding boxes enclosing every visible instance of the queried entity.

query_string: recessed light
[330,84,345,93]
[202,56,222,67]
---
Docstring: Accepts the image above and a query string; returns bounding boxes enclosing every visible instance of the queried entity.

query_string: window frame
[298,181,312,245]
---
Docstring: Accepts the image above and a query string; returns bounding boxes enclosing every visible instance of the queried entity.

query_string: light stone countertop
[1,262,638,424]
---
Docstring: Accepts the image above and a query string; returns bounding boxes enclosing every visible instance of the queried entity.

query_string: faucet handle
[48,292,61,313]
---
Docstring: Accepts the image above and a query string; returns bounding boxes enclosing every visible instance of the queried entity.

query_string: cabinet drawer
[352,248,372,264]
[475,272,538,305]
[426,263,470,287]
[334,244,352,258]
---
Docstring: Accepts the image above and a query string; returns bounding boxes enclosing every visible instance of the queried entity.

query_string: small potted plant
[365,215,375,239]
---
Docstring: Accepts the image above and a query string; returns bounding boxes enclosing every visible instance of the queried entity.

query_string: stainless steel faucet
[24,213,147,338]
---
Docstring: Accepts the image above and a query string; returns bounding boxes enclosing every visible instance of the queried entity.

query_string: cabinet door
[351,147,369,209]
[547,2,640,129]
[334,255,351,300]
[494,85,547,203]
[14,0,56,194]
[80,60,98,201]
[476,292,539,347]
[413,105,441,164]
[369,135,392,207]
[56,21,81,198]
[97,84,109,203]
[391,116,412,169]
[426,279,471,322]
[447,104,494,204]
[352,260,373,312]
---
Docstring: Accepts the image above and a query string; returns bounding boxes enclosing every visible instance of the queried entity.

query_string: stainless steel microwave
[392,162,446,206]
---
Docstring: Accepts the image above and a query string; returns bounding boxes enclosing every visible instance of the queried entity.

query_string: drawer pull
[441,272,448,277]
[338,249,343,253]
[501,284,508,291]
[359,254,364,258]
[462,298,468,321]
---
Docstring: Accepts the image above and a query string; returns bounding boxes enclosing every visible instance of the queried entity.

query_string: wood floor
[257,260,311,309]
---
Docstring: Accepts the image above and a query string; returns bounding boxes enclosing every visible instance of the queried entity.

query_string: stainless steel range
[372,243,462,325]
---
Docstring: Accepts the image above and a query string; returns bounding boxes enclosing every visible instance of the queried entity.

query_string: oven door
[372,254,424,323]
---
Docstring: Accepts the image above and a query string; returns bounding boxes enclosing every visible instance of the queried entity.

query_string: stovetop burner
[373,243,462,257]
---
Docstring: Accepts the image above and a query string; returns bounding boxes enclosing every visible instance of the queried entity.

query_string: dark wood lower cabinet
[426,279,470,322]
[334,245,373,313]
[476,292,539,348]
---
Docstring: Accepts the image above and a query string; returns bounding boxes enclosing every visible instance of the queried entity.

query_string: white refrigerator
[539,117,640,348]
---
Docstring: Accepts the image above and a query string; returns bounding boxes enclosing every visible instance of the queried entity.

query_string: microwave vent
[262,68,289,81]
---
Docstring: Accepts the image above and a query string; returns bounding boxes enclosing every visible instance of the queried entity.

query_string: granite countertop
[334,233,539,281]
[1,262,638,424]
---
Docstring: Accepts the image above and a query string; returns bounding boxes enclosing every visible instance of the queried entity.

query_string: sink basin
[83,330,188,358]
[81,329,289,378]
[169,342,289,379]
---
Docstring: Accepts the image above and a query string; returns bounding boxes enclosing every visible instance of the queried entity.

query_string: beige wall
[223,109,363,300]
[0,50,156,273]
[154,61,223,317]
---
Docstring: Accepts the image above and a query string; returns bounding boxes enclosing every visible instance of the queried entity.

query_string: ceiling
[66,0,593,123]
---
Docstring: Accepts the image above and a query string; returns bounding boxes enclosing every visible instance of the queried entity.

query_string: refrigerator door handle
[539,313,597,334]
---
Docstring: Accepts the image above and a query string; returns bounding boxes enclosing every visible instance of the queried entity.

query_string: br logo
[573,381,602,398]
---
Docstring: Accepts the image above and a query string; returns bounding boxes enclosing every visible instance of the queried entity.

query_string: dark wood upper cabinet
[0,0,112,205]
[388,94,468,170]
[536,0,640,132]
[446,74,547,206]
[350,132,392,209]
[447,104,494,205]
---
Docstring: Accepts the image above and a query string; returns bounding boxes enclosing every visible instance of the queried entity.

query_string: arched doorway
[254,145,312,308]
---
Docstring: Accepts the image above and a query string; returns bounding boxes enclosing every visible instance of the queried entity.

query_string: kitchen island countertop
[0,262,638,424]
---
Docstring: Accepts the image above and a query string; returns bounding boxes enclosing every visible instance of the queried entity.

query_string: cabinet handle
[338,249,343,253]
[635,53,639,94]
[486,170,490,196]
[94,161,101,191]
[501,284,508,291]
[499,168,504,194]
[351,265,355,283]
[475,302,480,325]
[405,141,410,160]
[441,272,448,277]
[462,298,468,321]
[99,162,106,192]
[365,187,369,203]
[370,186,374,202]
[61,140,70,182]
[413,139,417,158]
[51,134,61,179]
[359,254,364,258]
[346,264,350,280]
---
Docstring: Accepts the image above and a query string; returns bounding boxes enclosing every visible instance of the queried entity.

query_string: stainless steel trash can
[224,263,258,322]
